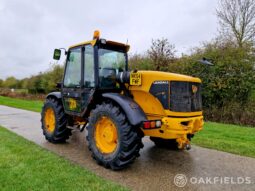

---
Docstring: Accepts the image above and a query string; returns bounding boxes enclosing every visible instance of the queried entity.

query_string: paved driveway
[0,105,254,191]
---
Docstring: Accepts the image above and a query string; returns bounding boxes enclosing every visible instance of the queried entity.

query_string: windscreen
[98,49,126,88]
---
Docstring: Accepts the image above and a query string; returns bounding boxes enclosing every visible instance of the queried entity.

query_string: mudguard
[102,93,147,126]
[46,92,62,100]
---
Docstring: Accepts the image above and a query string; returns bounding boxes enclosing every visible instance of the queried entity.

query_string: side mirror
[53,49,61,60]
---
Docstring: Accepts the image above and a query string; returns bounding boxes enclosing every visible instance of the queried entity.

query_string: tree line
[0,64,64,94]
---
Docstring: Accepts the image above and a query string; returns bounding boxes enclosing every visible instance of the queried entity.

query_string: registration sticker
[130,72,142,86]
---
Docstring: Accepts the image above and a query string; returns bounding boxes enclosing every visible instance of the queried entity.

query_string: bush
[204,101,255,126]
[129,54,154,70]
[174,42,253,103]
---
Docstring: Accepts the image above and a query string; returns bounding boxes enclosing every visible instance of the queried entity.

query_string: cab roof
[69,39,130,52]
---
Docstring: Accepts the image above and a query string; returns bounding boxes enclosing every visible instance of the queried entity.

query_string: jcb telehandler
[41,31,204,170]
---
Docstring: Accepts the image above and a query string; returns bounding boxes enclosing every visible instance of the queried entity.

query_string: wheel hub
[95,116,118,154]
[44,107,56,133]
[102,126,115,143]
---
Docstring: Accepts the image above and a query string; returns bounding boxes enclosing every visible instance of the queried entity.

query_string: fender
[46,92,62,100]
[102,93,147,126]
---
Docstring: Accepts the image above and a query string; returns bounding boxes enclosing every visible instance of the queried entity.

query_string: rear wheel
[41,98,72,143]
[150,137,179,150]
[86,102,143,170]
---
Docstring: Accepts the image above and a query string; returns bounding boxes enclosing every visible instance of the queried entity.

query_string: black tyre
[41,98,72,143]
[86,102,143,170]
[150,137,179,150]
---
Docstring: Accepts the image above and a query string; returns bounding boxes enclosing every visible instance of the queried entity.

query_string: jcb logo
[192,85,198,94]
[69,98,77,110]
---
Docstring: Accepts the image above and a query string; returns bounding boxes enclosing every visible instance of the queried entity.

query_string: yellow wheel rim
[44,107,56,133]
[94,116,118,154]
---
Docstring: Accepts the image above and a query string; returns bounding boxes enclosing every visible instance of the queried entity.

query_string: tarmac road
[0,105,254,191]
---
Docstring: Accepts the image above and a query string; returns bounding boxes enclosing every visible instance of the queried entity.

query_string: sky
[0,0,218,80]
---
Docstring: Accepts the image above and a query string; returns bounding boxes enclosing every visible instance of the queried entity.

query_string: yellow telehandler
[41,30,203,170]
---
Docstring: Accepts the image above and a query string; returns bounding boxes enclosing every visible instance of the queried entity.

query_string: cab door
[80,44,96,114]
[62,47,82,115]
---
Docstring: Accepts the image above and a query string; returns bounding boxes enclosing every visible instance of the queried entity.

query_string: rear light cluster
[143,120,162,129]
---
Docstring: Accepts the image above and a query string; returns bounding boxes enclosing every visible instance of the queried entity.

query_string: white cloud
[0,0,218,79]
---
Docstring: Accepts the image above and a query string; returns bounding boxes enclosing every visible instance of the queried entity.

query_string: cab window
[64,48,81,87]
[98,49,126,88]
[84,45,95,87]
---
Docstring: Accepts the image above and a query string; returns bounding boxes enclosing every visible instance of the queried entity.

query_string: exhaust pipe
[116,71,131,84]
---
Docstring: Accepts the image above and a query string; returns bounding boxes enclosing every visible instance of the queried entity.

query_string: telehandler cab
[41,30,204,170]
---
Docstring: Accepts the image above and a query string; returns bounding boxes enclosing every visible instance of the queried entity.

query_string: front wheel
[86,102,143,170]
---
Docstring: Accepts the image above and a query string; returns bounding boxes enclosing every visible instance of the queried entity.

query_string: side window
[84,45,95,87]
[64,48,81,87]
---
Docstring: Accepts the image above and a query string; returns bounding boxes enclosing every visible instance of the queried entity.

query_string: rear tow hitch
[185,144,191,150]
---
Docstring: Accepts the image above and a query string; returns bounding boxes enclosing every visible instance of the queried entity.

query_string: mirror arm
[59,48,67,55]
[56,82,62,89]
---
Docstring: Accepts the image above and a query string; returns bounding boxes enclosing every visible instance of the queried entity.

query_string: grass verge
[0,96,43,112]
[0,127,128,191]
[193,122,255,158]
[0,95,254,158]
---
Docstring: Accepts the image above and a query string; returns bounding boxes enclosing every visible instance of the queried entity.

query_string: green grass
[0,127,128,191]
[0,95,254,159]
[0,96,43,112]
[193,122,255,158]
